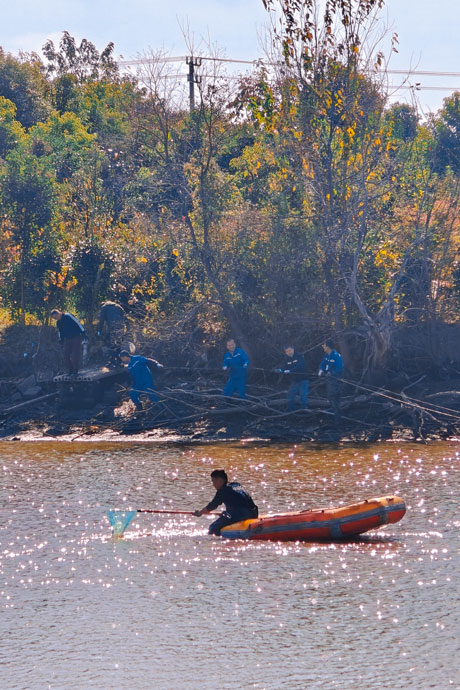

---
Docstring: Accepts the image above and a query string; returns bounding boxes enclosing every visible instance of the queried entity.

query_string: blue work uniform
[278,351,309,410]
[205,481,258,535]
[128,355,161,407]
[318,349,343,424]
[222,347,249,399]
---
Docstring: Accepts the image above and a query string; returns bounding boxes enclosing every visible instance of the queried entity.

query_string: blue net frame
[107,510,137,536]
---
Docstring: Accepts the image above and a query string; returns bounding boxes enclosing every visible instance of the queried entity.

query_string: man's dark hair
[284,344,294,350]
[324,338,335,349]
[119,350,131,358]
[211,469,228,483]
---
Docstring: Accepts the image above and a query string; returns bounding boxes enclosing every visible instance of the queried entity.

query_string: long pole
[137,508,217,515]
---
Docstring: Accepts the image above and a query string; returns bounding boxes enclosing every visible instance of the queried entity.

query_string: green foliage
[29,110,97,182]
[1,22,460,372]
[0,49,49,127]
[430,92,460,174]
[1,149,55,246]
[0,97,25,157]
[70,239,115,324]
[386,103,418,141]
[2,246,63,320]
[42,31,118,82]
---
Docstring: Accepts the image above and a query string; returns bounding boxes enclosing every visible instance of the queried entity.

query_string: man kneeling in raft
[194,469,258,536]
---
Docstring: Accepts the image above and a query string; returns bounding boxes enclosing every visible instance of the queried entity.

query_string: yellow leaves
[346,127,355,141]
[66,276,78,291]
[137,256,148,263]
[375,246,398,269]
[172,248,179,257]
[374,137,381,147]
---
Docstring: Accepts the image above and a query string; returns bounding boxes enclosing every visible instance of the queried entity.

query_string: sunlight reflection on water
[0,440,459,689]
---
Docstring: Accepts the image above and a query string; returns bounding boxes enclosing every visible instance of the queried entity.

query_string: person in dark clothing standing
[50,309,86,376]
[222,338,249,399]
[276,345,309,410]
[318,338,344,425]
[97,301,126,366]
[119,350,163,410]
[194,469,258,536]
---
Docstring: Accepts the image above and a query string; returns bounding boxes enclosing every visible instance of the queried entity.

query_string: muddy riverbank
[2,367,460,444]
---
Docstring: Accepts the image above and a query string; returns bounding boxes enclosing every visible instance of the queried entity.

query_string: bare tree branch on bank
[134,44,251,352]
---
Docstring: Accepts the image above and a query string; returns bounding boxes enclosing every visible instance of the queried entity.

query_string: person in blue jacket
[276,345,309,410]
[222,338,249,399]
[194,469,258,535]
[119,350,163,410]
[318,338,343,425]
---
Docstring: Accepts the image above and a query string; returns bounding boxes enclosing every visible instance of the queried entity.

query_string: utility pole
[186,56,202,112]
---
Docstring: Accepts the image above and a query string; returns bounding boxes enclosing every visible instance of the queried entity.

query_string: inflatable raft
[220,495,406,541]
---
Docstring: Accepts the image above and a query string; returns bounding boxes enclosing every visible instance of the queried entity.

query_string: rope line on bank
[337,377,460,423]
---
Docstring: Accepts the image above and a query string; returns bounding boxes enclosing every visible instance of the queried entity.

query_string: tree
[430,92,460,174]
[0,150,55,322]
[257,0,425,373]
[42,32,118,83]
[70,239,115,327]
[2,245,63,321]
[0,49,49,128]
[134,51,252,349]
[0,97,25,158]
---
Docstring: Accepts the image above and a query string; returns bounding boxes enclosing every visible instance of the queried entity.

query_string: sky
[2,0,460,114]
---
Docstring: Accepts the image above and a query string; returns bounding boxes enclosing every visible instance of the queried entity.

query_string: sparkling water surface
[0,440,459,689]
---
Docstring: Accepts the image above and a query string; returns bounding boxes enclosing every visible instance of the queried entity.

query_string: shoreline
[2,425,460,445]
[3,370,460,445]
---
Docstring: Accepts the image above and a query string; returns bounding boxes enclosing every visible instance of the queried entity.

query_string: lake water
[0,440,459,689]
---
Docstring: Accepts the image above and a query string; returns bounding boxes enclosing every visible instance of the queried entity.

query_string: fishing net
[107,510,137,536]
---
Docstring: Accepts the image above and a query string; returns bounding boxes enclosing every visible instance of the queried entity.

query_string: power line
[393,85,460,92]
[150,73,459,91]
[119,54,460,79]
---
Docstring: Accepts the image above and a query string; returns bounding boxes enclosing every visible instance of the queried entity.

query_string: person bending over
[194,469,258,536]
[50,309,86,376]
[119,350,163,411]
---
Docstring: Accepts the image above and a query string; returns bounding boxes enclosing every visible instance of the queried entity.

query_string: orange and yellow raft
[220,495,406,541]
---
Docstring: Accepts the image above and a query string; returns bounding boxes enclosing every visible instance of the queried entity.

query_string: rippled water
[1,440,459,689]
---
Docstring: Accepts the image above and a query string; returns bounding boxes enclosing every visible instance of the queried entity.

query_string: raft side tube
[220,496,406,541]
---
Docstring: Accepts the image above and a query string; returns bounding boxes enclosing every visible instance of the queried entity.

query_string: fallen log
[0,392,58,416]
